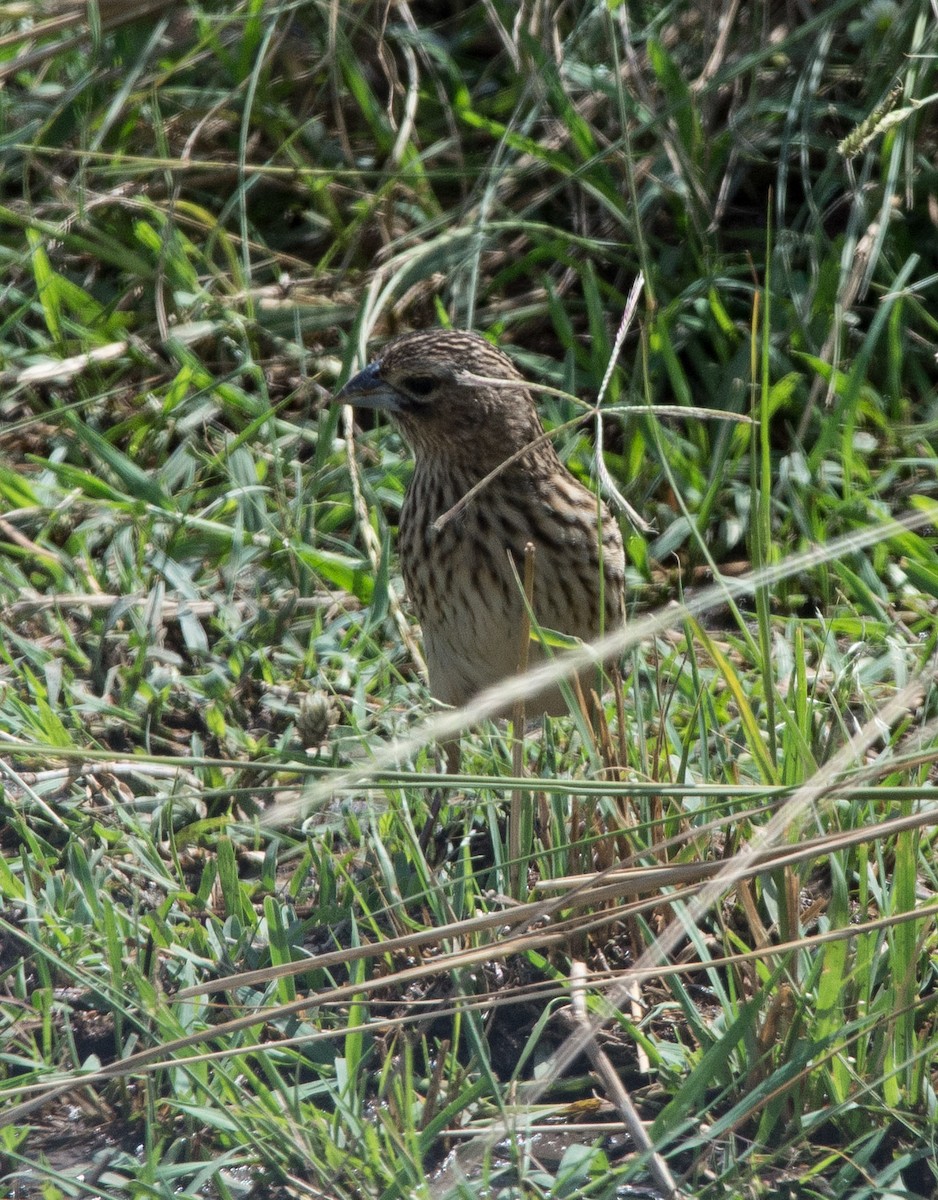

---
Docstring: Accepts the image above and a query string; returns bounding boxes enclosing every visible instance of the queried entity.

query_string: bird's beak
[335,362,402,412]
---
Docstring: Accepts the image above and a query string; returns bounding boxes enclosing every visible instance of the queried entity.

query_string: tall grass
[0,1,937,1198]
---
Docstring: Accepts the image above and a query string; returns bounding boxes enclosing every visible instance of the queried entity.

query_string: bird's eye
[401,375,437,397]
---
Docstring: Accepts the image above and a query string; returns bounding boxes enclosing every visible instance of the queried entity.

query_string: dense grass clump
[1,2,938,1197]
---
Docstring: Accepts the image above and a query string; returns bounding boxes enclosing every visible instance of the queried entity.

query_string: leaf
[60,413,172,508]
[292,546,374,603]
[693,620,777,783]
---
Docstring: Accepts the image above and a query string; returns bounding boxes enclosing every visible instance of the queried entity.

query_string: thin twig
[342,405,428,680]
[594,273,648,531]
[509,542,536,898]
[569,961,679,1197]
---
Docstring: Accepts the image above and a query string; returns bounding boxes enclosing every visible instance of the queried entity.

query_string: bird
[335,328,626,719]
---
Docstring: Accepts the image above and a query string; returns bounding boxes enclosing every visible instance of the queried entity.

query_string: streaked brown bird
[336,329,625,716]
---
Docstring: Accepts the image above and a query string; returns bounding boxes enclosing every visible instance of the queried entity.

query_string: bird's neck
[405,445,561,535]
[408,460,480,517]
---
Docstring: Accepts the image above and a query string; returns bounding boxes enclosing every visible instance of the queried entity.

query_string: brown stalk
[509,542,537,897]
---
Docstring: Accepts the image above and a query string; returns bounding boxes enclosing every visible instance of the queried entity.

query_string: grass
[1,0,938,1197]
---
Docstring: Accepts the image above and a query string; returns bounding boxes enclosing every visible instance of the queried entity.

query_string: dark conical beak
[335,362,402,412]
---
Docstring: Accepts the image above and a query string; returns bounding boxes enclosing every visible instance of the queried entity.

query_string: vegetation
[1,0,937,1196]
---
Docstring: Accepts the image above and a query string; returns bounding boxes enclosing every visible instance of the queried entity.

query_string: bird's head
[335,329,549,467]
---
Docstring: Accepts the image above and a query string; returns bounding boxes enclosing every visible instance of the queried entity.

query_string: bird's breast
[396,463,625,708]
[399,468,622,630]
